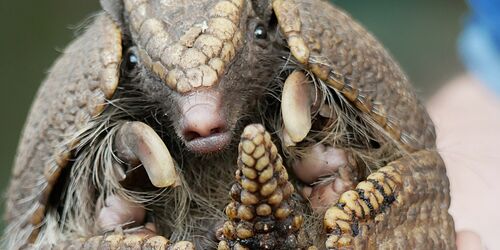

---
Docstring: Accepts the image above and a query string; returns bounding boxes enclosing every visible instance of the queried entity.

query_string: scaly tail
[218,124,315,250]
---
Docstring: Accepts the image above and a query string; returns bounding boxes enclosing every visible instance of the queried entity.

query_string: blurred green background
[0,0,467,232]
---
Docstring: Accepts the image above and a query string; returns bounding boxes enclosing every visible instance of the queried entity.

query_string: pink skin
[96,196,156,234]
[293,144,355,211]
[428,74,493,249]
[456,231,483,250]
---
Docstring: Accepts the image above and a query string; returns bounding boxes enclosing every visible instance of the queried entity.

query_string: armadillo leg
[217,124,313,250]
[35,233,194,250]
[323,150,456,249]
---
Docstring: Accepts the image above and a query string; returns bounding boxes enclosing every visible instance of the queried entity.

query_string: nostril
[182,121,227,141]
[210,127,222,134]
[184,131,202,141]
[182,122,232,153]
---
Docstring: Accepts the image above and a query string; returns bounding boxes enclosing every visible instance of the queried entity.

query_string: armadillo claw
[281,70,313,146]
[40,234,194,250]
[218,124,311,249]
[114,121,181,188]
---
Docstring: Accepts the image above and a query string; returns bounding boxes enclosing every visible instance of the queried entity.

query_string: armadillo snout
[179,90,231,153]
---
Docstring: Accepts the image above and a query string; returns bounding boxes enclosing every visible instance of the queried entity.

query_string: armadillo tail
[217,124,312,250]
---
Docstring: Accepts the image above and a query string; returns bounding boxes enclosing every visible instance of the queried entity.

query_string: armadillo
[3,0,456,249]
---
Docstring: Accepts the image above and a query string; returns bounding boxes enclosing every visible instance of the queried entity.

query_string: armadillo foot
[217,124,313,250]
[323,165,402,249]
[96,194,156,233]
[292,144,357,212]
[36,233,194,250]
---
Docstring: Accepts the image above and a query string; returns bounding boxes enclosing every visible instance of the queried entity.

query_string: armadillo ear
[100,0,124,24]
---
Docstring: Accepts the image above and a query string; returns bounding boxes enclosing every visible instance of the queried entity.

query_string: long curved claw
[281,70,314,147]
[114,121,181,188]
[218,124,312,249]
[36,234,194,250]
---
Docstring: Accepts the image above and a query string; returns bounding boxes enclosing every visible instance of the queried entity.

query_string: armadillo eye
[123,47,140,76]
[122,47,140,77]
[126,50,138,71]
[128,53,138,66]
[254,24,267,39]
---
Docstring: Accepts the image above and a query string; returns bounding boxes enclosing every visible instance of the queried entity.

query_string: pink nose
[182,105,227,140]
[180,91,228,141]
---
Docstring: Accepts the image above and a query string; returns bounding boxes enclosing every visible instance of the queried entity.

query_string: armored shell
[4,0,455,249]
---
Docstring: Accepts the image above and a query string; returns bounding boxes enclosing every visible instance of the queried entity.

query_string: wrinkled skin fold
[3,0,455,249]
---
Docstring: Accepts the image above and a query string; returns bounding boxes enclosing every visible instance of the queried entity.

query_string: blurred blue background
[0,0,467,231]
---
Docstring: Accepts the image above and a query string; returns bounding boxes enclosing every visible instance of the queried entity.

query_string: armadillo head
[101,0,283,154]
